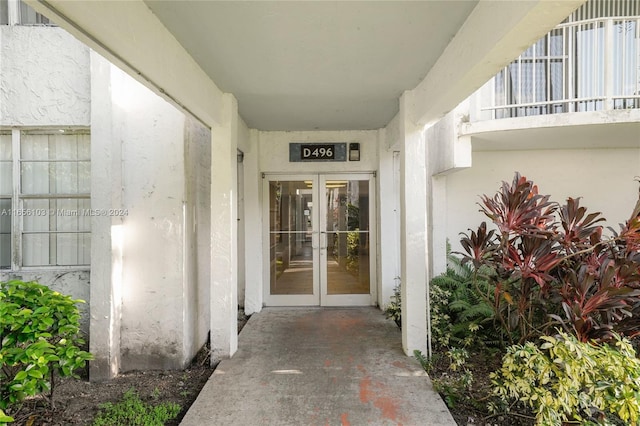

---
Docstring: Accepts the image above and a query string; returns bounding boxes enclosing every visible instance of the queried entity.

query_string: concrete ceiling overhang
[143,1,477,131]
[26,0,586,131]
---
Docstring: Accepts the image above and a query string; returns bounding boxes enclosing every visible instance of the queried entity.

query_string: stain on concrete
[359,374,406,424]
[392,360,410,370]
[180,308,455,425]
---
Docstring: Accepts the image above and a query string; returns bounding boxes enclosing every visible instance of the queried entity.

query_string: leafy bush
[0,409,12,425]
[0,280,92,413]
[490,330,640,425]
[92,389,180,426]
[458,173,640,345]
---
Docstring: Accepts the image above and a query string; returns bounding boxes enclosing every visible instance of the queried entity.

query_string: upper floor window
[0,0,53,26]
[0,0,8,25]
[18,0,50,25]
[0,129,90,270]
[486,0,640,119]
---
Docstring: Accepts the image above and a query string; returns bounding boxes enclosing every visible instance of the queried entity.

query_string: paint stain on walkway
[359,374,406,424]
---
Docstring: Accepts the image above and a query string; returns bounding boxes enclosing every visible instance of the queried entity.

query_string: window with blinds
[0,133,11,269]
[489,0,640,118]
[0,129,91,269]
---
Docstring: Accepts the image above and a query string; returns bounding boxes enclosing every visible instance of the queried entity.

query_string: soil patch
[429,346,535,426]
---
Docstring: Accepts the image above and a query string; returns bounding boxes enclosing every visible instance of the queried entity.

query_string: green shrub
[0,280,92,413]
[490,330,640,425]
[384,281,401,328]
[459,173,640,345]
[92,389,180,426]
[0,409,13,425]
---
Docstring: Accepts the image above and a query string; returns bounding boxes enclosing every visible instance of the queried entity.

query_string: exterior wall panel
[0,26,90,126]
[445,148,640,255]
[0,25,90,339]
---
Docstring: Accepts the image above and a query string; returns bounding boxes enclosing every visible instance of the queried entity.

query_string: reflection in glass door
[267,177,318,305]
[320,175,373,306]
[264,174,375,306]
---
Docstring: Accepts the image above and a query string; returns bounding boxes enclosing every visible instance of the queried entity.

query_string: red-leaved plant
[458,172,640,345]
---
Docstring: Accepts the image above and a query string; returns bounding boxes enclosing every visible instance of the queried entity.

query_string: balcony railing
[479,15,640,120]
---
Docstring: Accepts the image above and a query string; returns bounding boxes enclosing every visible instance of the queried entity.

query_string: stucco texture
[0,26,90,126]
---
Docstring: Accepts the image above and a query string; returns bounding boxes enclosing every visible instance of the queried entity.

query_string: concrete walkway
[180,308,456,426]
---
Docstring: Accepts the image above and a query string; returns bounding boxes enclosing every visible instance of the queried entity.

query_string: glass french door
[263,174,375,306]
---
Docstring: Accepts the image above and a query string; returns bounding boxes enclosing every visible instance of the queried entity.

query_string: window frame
[1,0,55,26]
[0,131,12,269]
[0,128,91,271]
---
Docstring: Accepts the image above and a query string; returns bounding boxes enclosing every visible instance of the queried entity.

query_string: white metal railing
[480,15,640,120]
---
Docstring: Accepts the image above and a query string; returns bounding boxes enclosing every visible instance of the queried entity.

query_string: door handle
[311,232,319,249]
[320,231,328,250]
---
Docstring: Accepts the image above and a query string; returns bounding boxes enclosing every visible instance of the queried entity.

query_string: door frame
[262,173,377,307]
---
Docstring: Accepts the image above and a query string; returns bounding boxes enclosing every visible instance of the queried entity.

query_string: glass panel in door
[321,176,372,305]
[268,179,315,296]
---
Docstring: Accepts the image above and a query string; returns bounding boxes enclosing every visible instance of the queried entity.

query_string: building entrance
[263,174,376,306]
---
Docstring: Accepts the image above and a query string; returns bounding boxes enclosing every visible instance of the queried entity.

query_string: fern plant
[430,254,500,348]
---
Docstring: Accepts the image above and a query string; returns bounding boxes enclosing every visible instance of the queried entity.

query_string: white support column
[89,52,122,381]
[604,18,614,111]
[243,129,263,314]
[210,94,239,362]
[426,103,473,280]
[398,92,428,356]
[377,128,400,307]
[430,175,448,279]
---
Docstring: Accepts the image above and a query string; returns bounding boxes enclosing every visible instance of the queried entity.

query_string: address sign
[289,143,347,162]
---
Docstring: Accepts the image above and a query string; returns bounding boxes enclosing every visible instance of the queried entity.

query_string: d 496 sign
[301,144,334,160]
[289,142,346,162]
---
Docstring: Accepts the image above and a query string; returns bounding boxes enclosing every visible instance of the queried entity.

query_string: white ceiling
[144,1,478,131]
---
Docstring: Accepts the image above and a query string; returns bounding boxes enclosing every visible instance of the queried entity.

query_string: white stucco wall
[183,116,212,365]
[446,148,640,255]
[90,58,211,373]
[0,26,90,334]
[114,66,188,370]
[237,118,250,308]
[426,104,472,276]
[259,130,378,173]
[242,129,262,314]
[0,26,90,126]
[428,101,471,176]
[378,114,401,308]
